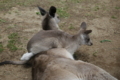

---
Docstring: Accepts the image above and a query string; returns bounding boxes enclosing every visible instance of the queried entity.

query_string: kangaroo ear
[37,6,46,16]
[84,30,92,34]
[49,6,56,17]
[80,22,87,30]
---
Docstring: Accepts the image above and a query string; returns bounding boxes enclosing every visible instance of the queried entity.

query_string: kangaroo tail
[0,61,27,65]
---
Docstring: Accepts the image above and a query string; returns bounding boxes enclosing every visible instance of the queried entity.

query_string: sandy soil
[0,0,120,80]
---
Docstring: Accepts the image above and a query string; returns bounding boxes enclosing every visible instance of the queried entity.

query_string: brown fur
[0,48,117,80]
[27,48,117,80]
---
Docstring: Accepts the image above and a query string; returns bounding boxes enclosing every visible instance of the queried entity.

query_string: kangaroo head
[37,6,60,30]
[79,22,93,46]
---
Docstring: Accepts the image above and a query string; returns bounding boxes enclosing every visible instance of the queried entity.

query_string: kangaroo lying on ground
[0,48,117,80]
[20,22,93,61]
[38,6,61,30]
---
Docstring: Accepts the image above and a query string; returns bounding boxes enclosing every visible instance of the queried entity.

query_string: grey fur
[27,22,92,55]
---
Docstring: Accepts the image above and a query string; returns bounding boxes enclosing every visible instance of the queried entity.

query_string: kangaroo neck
[64,35,80,55]
[49,18,59,30]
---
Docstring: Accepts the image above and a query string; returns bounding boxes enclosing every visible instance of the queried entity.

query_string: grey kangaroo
[0,48,117,80]
[38,6,61,30]
[20,22,92,61]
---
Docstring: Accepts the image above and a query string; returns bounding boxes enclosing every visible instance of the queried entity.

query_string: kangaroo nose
[91,43,93,45]
[88,42,93,46]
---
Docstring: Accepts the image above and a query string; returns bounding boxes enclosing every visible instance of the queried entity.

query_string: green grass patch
[115,7,120,9]
[57,7,69,18]
[36,12,40,15]
[0,0,35,11]
[69,26,75,30]
[111,16,117,19]
[7,43,18,51]
[100,39,111,43]
[7,33,19,51]
[0,19,6,23]
[85,13,94,17]
[93,52,97,57]
[8,39,17,44]
[8,33,19,39]
[94,6,100,11]
[70,0,84,3]
[69,24,75,30]
[0,43,4,52]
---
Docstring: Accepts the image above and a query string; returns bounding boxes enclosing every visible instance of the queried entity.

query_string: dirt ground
[0,0,120,80]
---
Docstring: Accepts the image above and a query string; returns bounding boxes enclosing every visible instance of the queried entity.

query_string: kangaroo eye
[86,38,90,42]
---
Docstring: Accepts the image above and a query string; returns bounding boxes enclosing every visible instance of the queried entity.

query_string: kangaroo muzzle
[88,42,93,46]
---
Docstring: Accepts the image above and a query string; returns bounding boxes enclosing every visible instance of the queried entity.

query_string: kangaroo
[20,22,93,61]
[0,48,117,80]
[38,6,61,30]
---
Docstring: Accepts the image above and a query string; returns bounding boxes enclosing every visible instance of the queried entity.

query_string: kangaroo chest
[56,38,79,54]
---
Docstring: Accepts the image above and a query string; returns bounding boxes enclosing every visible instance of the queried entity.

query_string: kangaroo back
[0,48,117,80]
[31,49,118,80]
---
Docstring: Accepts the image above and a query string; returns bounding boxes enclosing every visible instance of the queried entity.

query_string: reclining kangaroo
[21,22,93,61]
[38,6,61,30]
[0,48,117,80]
